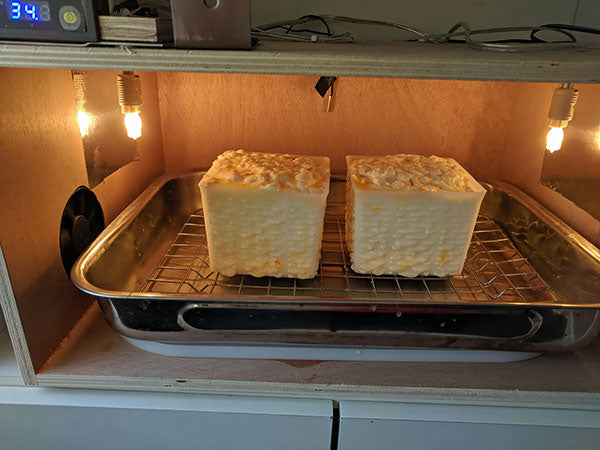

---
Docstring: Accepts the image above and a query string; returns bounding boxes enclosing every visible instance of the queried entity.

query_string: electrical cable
[251,15,600,51]
[252,15,351,43]
[286,15,333,36]
[253,14,427,43]
[259,15,333,37]
[432,21,581,51]
[252,29,351,43]
[318,15,429,38]
[530,23,600,42]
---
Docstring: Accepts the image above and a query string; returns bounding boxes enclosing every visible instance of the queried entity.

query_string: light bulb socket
[547,84,578,126]
[121,105,141,114]
[548,119,569,128]
[117,72,142,115]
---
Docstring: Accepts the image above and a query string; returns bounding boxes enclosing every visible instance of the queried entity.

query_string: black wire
[261,25,331,36]
[260,15,333,36]
[257,17,599,47]
[260,26,329,36]
[427,25,577,45]
[286,15,333,36]
[531,23,600,42]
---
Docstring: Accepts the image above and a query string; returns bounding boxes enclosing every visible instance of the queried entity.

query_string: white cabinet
[0,387,332,450]
[3,388,600,449]
[338,400,600,450]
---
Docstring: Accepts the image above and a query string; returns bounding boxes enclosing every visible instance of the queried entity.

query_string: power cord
[252,15,600,51]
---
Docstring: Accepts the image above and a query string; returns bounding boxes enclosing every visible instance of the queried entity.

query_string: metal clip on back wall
[315,76,337,112]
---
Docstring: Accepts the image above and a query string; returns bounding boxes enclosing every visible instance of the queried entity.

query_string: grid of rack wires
[139,209,557,305]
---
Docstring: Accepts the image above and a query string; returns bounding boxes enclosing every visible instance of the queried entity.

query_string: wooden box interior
[0,67,599,396]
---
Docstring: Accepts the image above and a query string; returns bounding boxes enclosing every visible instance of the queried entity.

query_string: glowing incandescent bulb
[77,111,91,137]
[124,111,142,140]
[117,71,143,140]
[546,127,564,153]
[545,83,578,153]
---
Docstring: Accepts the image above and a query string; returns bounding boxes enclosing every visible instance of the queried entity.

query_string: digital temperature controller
[7,1,51,22]
[0,0,105,42]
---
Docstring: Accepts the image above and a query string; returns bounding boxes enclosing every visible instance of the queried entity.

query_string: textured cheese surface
[346,155,485,277]
[199,149,329,194]
[347,154,474,192]
[200,150,330,279]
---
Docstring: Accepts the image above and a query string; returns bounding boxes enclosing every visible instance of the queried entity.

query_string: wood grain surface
[0,68,92,373]
[158,72,600,244]
[501,82,600,244]
[0,42,599,83]
[0,245,35,384]
[0,68,165,375]
[157,73,519,179]
[92,71,165,223]
[540,83,600,181]
[99,16,173,43]
[38,303,600,400]
[1,67,599,390]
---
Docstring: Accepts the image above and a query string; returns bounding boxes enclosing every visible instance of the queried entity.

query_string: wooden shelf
[36,303,600,404]
[1,41,600,82]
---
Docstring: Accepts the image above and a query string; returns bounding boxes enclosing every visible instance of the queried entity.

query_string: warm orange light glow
[77,111,91,137]
[546,127,564,152]
[124,112,142,140]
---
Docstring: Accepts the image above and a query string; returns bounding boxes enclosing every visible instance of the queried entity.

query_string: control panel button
[58,5,82,31]
[64,11,78,24]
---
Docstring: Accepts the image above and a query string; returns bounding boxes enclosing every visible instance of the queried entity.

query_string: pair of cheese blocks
[199,150,485,280]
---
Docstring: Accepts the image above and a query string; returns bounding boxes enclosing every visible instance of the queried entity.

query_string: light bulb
[545,83,578,153]
[77,111,91,137]
[124,111,142,140]
[73,71,91,138]
[117,71,143,140]
[546,127,564,152]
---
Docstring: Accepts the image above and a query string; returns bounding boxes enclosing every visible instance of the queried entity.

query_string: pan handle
[177,303,204,331]
[177,304,545,341]
[517,310,544,340]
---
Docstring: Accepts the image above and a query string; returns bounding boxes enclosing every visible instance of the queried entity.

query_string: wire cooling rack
[139,210,558,306]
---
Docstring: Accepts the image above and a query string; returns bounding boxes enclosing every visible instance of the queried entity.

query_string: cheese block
[346,154,486,277]
[199,150,330,279]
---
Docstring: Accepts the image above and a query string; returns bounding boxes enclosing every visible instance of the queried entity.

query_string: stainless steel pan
[71,171,600,351]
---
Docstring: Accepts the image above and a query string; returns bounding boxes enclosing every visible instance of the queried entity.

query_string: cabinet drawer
[338,400,600,450]
[0,387,332,450]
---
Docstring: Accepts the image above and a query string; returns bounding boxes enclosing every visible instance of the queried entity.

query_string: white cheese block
[199,150,330,279]
[346,154,486,277]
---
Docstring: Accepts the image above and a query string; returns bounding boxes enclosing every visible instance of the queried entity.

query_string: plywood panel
[80,70,140,186]
[498,83,553,188]
[157,72,518,180]
[0,68,165,375]
[501,82,600,244]
[157,72,600,242]
[0,68,91,373]
[541,83,600,181]
[2,42,600,83]
[0,244,33,383]
[38,304,600,397]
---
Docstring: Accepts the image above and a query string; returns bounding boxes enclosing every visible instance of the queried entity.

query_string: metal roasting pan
[71,171,600,352]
